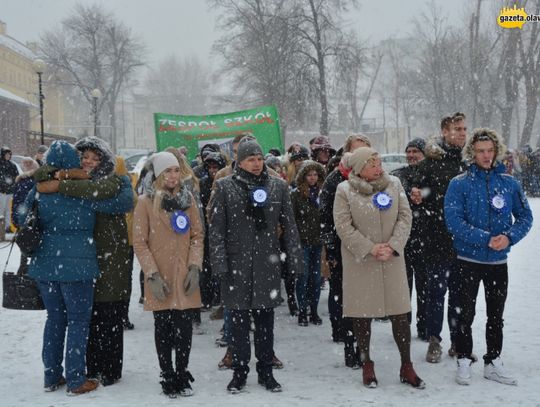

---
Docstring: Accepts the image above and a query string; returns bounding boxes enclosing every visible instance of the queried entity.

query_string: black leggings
[153,309,195,375]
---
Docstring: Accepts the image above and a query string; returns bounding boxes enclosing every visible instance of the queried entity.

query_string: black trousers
[328,260,355,345]
[153,309,195,375]
[229,308,274,378]
[455,260,508,363]
[86,301,124,384]
[404,245,428,338]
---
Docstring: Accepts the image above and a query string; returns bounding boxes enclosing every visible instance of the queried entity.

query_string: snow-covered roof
[0,33,37,61]
[0,87,35,107]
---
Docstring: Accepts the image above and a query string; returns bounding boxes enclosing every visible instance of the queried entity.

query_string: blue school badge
[491,194,506,211]
[171,210,190,234]
[251,187,268,207]
[373,192,393,211]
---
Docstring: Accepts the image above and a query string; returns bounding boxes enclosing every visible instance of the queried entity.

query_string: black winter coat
[319,167,347,261]
[412,140,466,259]
[209,168,303,310]
[0,158,19,194]
[391,164,428,250]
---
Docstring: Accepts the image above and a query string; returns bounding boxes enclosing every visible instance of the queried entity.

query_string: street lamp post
[91,88,102,137]
[33,58,46,145]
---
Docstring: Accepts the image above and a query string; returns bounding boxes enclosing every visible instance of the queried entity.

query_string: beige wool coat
[333,173,412,318]
[133,194,204,312]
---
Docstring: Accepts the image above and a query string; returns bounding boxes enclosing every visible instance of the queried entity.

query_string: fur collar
[348,172,391,195]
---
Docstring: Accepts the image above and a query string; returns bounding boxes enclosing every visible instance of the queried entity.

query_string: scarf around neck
[233,165,269,230]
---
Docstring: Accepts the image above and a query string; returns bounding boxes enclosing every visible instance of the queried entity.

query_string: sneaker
[218,349,233,370]
[227,374,247,394]
[215,336,228,348]
[400,362,426,389]
[123,320,135,330]
[177,370,195,397]
[44,376,66,392]
[426,336,443,363]
[258,374,282,392]
[484,357,517,386]
[67,379,99,396]
[362,361,377,388]
[210,305,224,320]
[298,310,308,327]
[456,358,473,385]
[272,355,284,369]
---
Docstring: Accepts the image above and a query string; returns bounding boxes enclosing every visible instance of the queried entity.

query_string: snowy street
[0,199,538,407]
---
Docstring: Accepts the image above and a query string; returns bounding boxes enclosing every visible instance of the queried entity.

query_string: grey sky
[1,0,467,67]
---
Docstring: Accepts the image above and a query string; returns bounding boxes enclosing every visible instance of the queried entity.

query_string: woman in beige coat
[334,147,425,389]
[133,152,203,398]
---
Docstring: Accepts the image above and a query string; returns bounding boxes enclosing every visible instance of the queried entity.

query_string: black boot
[176,370,195,397]
[344,342,360,369]
[288,299,299,316]
[258,373,282,392]
[298,310,308,327]
[331,319,344,342]
[309,307,322,325]
[227,372,247,394]
[160,372,177,398]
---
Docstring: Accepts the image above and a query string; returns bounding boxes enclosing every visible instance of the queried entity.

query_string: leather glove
[37,180,60,194]
[147,272,170,301]
[55,168,91,180]
[184,265,200,296]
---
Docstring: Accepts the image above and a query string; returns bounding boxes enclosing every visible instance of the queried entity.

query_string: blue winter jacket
[18,140,133,282]
[444,163,533,263]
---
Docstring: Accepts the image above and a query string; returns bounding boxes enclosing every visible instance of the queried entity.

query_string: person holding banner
[209,138,302,394]
[133,151,204,398]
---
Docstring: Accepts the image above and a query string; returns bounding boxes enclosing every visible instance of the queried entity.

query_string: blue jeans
[38,280,94,390]
[296,245,322,312]
[222,307,232,344]
[425,259,459,342]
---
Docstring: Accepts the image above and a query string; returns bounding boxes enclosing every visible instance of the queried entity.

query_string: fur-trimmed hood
[462,128,507,164]
[424,136,461,160]
[75,136,115,180]
[295,160,326,189]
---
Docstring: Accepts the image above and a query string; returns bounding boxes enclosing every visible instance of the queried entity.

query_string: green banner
[154,105,283,161]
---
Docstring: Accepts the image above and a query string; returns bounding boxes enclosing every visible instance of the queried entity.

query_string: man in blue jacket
[444,128,532,386]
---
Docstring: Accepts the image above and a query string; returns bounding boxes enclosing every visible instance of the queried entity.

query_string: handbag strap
[2,240,16,275]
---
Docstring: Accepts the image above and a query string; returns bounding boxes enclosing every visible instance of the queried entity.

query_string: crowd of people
[3,111,533,397]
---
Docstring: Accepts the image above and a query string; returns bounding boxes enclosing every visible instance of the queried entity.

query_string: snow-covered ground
[1,199,539,407]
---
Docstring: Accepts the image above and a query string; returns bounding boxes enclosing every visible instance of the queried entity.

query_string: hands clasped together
[370,243,394,262]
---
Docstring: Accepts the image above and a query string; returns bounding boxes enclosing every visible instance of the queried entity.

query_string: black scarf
[159,185,192,213]
[233,166,269,230]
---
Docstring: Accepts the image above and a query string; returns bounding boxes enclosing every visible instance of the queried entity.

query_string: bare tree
[144,55,210,115]
[291,0,357,136]
[40,4,145,152]
[211,0,319,133]
[517,1,540,147]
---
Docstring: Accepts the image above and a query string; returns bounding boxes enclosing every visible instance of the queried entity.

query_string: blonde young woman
[333,147,425,389]
[133,152,204,398]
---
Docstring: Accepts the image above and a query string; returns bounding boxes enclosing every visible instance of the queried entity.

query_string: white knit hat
[151,152,180,178]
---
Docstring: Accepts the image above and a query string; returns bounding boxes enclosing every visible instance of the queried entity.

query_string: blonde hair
[152,171,182,215]
[343,134,371,152]
[165,147,200,192]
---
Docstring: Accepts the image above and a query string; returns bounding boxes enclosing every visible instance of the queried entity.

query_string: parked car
[125,153,150,172]
[380,153,407,173]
